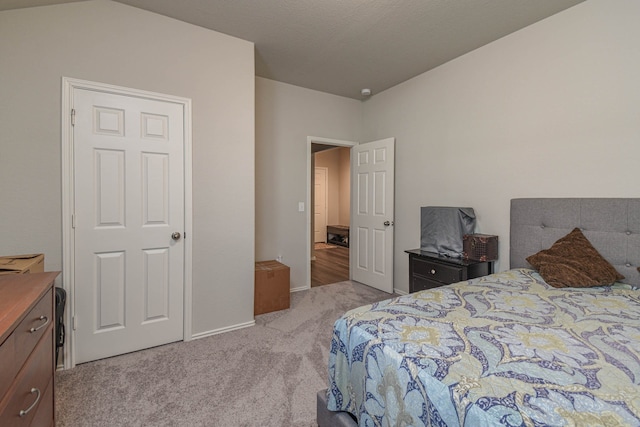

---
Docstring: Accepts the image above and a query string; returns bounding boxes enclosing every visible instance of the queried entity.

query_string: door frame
[61,77,193,369]
[306,136,357,288]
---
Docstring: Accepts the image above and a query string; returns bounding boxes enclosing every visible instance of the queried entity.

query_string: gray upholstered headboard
[510,198,640,286]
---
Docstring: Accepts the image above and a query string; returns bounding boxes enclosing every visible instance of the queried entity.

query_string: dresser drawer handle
[29,315,49,333]
[19,388,41,417]
[430,269,436,275]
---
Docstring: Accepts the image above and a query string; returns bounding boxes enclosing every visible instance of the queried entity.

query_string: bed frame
[317,197,640,426]
[510,198,640,286]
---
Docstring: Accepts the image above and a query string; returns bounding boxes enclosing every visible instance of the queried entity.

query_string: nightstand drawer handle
[430,269,436,275]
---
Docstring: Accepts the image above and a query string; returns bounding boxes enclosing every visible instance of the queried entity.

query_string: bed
[318,198,640,426]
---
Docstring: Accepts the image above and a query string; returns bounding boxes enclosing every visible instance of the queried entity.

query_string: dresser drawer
[14,289,53,369]
[412,258,462,284]
[0,328,54,426]
[0,332,18,399]
[27,377,53,427]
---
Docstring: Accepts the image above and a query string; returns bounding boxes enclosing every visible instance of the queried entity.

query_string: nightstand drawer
[412,258,462,284]
[406,249,494,294]
[412,276,446,292]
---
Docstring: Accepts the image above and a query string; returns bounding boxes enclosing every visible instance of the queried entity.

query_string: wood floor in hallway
[311,244,349,287]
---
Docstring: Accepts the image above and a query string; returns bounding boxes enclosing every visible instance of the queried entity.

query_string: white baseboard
[190,320,255,341]
[291,285,310,293]
[393,288,408,296]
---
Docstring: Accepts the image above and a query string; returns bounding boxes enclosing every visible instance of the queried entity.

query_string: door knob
[171,232,181,241]
[383,221,394,226]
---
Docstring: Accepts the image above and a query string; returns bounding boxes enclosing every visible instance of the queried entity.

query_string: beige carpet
[55,281,394,427]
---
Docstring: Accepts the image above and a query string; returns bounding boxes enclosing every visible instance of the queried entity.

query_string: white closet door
[73,88,185,363]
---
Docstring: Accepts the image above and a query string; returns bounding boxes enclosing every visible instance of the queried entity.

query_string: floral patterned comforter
[327,269,640,426]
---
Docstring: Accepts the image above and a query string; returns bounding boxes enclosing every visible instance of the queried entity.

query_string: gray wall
[4,0,637,325]
[362,0,640,293]
[0,0,255,336]
[255,78,361,289]
[255,0,640,296]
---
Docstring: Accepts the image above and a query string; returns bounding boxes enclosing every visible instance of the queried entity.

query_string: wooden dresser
[0,272,59,427]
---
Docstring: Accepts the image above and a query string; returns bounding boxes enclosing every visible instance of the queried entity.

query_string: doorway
[307,137,356,287]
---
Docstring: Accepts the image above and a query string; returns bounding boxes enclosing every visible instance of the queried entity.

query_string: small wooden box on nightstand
[254,260,290,315]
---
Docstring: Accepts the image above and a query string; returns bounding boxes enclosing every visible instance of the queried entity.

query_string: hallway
[311,244,349,287]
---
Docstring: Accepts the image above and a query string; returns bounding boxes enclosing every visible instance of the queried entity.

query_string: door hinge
[71,109,76,126]
[71,214,76,228]
[73,315,77,331]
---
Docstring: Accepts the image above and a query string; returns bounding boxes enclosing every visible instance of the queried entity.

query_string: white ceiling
[2,0,585,99]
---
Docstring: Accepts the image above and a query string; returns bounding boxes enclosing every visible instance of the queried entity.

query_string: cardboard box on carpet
[255,260,290,315]
[0,253,45,275]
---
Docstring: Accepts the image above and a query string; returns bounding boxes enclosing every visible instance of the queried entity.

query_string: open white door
[351,138,395,293]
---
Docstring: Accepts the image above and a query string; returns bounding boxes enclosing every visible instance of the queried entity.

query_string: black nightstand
[405,249,494,293]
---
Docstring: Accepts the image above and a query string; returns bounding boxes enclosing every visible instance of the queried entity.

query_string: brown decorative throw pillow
[526,228,624,288]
